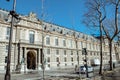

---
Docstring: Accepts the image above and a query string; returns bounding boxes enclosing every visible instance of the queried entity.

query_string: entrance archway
[27,50,36,70]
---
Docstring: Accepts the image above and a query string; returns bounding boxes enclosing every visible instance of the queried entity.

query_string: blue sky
[0,0,93,35]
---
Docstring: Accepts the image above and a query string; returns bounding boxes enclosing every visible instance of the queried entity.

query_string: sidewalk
[0,72,101,80]
[103,67,120,75]
[101,67,120,80]
[0,67,100,80]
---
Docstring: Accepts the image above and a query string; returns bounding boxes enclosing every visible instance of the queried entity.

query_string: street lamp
[41,0,45,80]
[4,0,17,80]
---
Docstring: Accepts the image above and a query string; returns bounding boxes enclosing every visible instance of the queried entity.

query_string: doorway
[27,50,36,70]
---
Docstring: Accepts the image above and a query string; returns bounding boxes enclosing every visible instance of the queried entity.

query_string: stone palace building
[0,9,119,72]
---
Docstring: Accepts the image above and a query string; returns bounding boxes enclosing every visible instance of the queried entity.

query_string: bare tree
[84,0,120,72]
[102,0,120,70]
[83,0,107,74]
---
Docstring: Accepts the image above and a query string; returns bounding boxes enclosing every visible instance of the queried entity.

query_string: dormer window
[60,30,63,34]
[44,25,47,30]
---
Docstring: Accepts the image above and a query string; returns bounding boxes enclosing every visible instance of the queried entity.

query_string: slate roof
[0,9,99,42]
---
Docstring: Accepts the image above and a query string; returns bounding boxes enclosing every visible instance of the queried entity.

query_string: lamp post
[4,0,17,80]
[41,0,45,80]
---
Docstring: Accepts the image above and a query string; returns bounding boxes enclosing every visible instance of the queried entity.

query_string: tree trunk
[109,40,113,70]
[99,24,103,75]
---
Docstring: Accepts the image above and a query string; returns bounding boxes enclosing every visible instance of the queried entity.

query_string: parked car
[91,59,100,66]
[75,66,93,74]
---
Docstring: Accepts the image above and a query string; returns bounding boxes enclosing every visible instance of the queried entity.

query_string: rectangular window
[5,56,8,63]
[90,52,92,55]
[47,57,50,62]
[56,49,59,55]
[96,45,98,50]
[47,48,50,55]
[71,51,73,55]
[93,44,95,50]
[6,27,10,39]
[63,39,66,46]
[56,57,60,67]
[80,41,83,48]
[6,45,8,53]
[65,63,67,66]
[48,64,50,67]
[71,57,73,62]
[90,43,92,50]
[64,50,66,55]
[46,37,50,45]
[55,38,58,46]
[56,57,59,62]
[29,31,35,43]
[70,40,72,47]
[97,53,99,56]
[64,57,67,62]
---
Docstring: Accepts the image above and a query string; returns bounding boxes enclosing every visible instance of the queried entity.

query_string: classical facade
[0,9,119,72]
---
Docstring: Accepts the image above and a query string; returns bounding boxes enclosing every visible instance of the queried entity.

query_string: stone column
[16,43,21,72]
[38,48,42,70]
[24,47,27,73]
[21,47,24,73]
[37,49,39,69]
[21,47,27,73]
